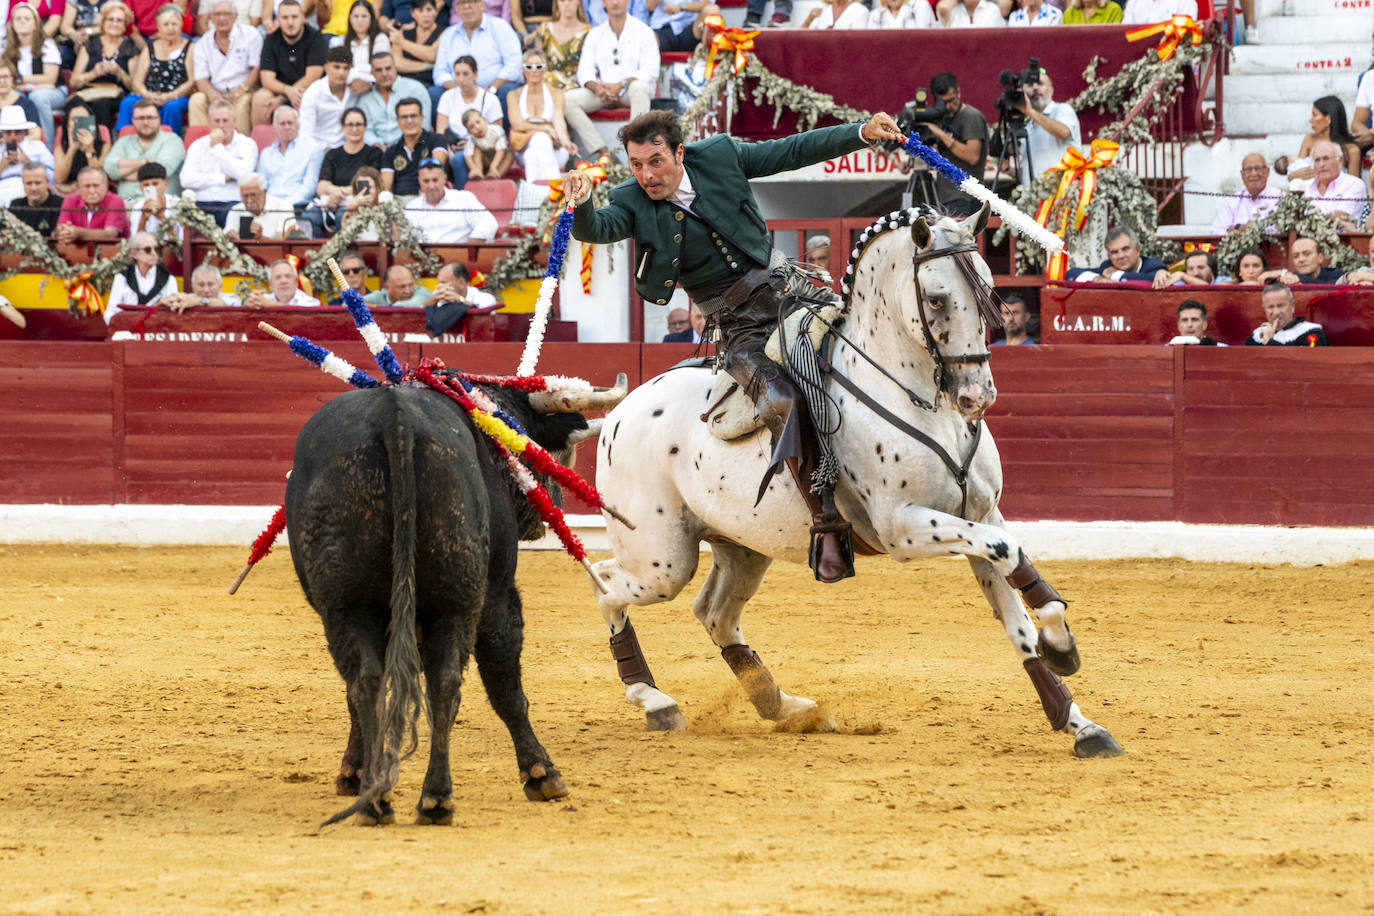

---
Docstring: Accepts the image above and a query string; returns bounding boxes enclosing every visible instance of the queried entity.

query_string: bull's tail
[322,405,425,828]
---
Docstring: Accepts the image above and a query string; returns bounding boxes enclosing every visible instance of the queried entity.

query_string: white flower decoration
[377,191,394,204]
[180,190,198,203]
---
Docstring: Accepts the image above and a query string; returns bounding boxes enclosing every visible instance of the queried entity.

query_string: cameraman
[1013,68,1079,186]
[923,72,988,216]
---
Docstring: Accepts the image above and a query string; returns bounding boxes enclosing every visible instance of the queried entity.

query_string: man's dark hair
[326,46,354,66]
[340,105,367,126]
[930,72,959,96]
[1185,249,1216,275]
[136,162,167,182]
[619,110,683,151]
[1001,292,1025,309]
[412,0,435,8]
[1262,279,1292,300]
[395,97,423,117]
[444,261,470,281]
[277,0,301,9]
[1178,299,1207,318]
[131,98,159,116]
[371,50,394,63]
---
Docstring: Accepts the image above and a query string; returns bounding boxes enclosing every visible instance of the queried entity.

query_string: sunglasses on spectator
[524,62,545,70]
[419,157,443,167]
[133,246,156,253]
[342,265,366,274]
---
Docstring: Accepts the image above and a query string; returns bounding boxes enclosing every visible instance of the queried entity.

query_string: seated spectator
[359,52,432,147]
[304,106,382,234]
[181,98,261,226]
[252,0,328,128]
[661,305,689,341]
[805,233,829,269]
[105,99,186,201]
[404,159,499,241]
[247,258,323,306]
[327,250,370,303]
[318,0,355,36]
[382,98,449,196]
[462,109,512,179]
[1009,0,1061,25]
[436,54,502,136]
[647,0,719,52]
[1062,0,1121,22]
[105,231,178,324]
[159,263,243,311]
[1169,249,1215,286]
[804,0,868,28]
[331,1,391,87]
[259,105,325,210]
[56,166,129,243]
[585,0,651,25]
[390,0,442,88]
[1122,0,1196,25]
[941,0,1005,27]
[565,0,657,158]
[991,294,1035,345]
[225,173,298,239]
[869,0,936,28]
[365,263,430,307]
[5,3,67,146]
[0,104,53,202]
[1222,247,1267,286]
[339,165,384,238]
[1280,236,1347,285]
[1279,97,1362,182]
[1246,281,1326,346]
[423,259,497,335]
[127,0,165,39]
[507,50,578,183]
[1066,225,1171,288]
[117,5,195,136]
[1168,300,1224,346]
[129,162,180,240]
[430,0,524,114]
[196,0,261,32]
[7,160,61,234]
[1354,67,1374,153]
[0,63,44,144]
[191,2,262,136]
[1303,140,1366,232]
[1017,67,1079,186]
[53,99,106,195]
[1210,153,1279,234]
[300,48,361,148]
[67,2,138,133]
[533,0,589,90]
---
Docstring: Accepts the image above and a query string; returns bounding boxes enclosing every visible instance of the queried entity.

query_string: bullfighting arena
[3,544,1371,914]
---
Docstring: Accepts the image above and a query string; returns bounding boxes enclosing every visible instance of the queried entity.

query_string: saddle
[700,303,844,440]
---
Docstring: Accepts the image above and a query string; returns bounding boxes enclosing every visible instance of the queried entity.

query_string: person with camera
[1007,66,1078,186]
[920,73,988,216]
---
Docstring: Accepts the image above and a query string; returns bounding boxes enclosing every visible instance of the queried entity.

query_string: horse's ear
[911,217,932,251]
[972,201,991,237]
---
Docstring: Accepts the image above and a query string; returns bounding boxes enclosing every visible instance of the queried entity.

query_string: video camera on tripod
[994,56,1042,130]
[895,88,949,144]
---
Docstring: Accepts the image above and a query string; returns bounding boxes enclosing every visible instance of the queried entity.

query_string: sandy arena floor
[0,544,1371,914]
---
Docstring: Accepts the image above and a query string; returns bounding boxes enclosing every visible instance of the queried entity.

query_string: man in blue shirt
[257,106,325,210]
[359,52,432,146]
[430,0,523,114]
[990,294,1036,346]
[585,0,651,24]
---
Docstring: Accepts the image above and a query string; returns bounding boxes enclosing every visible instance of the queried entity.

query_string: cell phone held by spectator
[239,215,254,238]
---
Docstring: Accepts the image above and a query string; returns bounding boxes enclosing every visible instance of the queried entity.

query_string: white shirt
[404,188,499,243]
[868,3,936,28]
[1025,100,1080,182]
[180,132,260,203]
[944,1,1005,26]
[106,265,180,324]
[808,2,871,28]
[197,0,258,25]
[1357,70,1374,111]
[1209,185,1281,234]
[269,288,322,306]
[1304,171,1367,219]
[1008,2,1063,24]
[225,196,297,239]
[298,80,358,148]
[0,138,56,203]
[129,197,184,241]
[576,17,660,88]
[193,24,263,92]
[1122,0,1197,24]
[437,87,503,138]
[329,33,390,82]
[16,40,61,80]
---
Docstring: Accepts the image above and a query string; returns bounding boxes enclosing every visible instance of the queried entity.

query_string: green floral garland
[1213,194,1366,275]
[159,195,269,298]
[681,49,871,140]
[301,198,440,299]
[0,210,132,312]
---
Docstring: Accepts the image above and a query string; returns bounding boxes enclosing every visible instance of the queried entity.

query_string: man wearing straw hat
[0,105,53,204]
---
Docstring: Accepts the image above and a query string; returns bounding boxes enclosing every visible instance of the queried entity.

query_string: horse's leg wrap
[609,621,656,688]
[1023,657,1073,731]
[721,643,783,719]
[1005,550,1065,610]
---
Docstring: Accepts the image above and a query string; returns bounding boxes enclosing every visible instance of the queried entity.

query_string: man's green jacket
[571,123,868,304]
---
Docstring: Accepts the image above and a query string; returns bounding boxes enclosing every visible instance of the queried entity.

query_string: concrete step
[1258,0,1374,19]
[1225,99,1332,134]
[1254,12,1372,44]
[1230,43,1368,75]
[1225,71,1358,101]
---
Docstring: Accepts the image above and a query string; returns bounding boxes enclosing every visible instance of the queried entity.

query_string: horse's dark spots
[881,478,886,487]
[875,443,883,455]
[1020,643,1032,654]
[989,541,1010,560]
[694,459,700,470]
[967,522,974,527]
[669,446,679,455]
[930,519,937,526]
[651,375,664,385]
[666,563,672,569]
[933,535,941,542]
[948,550,957,555]
[658,593,668,599]
[652,408,663,417]
[652,561,660,568]
[938,331,950,344]
[905,538,912,545]
[656,507,665,515]
[1017,628,1025,637]
[893,453,901,463]
[612,421,620,441]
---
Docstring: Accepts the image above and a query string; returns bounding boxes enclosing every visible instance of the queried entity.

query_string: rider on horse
[560,110,905,583]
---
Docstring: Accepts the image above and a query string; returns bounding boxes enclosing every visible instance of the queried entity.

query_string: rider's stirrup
[809,519,856,582]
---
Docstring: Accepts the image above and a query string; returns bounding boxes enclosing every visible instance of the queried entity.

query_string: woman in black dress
[117,4,195,133]
[67,1,138,132]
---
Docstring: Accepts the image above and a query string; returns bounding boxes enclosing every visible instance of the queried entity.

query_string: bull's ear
[971,201,991,237]
[911,217,931,251]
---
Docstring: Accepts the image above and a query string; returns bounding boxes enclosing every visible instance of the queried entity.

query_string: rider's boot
[784,439,855,585]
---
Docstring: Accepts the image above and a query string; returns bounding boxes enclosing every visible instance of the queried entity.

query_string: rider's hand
[861,112,904,144]
[560,169,591,207]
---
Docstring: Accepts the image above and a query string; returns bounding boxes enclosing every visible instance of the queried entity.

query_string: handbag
[508,127,535,152]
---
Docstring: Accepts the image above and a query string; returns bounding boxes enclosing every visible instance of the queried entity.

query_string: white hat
[0,105,36,132]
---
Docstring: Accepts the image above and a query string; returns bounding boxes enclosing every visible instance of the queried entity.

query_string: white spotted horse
[588,204,1124,758]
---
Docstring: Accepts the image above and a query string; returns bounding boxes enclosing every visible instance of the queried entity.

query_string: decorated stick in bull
[899,134,1066,256]
[327,258,405,383]
[257,321,382,388]
[228,505,286,594]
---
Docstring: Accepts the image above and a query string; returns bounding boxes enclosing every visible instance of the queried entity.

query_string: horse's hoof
[521,762,569,801]
[1038,627,1081,677]
[646,703,686,731]
[335,772,361,796]
[1073,725,1125,758]
[354,800,395,826]
[415,795,454,825]
[773,705,836,734]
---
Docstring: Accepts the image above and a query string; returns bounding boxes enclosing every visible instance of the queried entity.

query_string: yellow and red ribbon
[548,155,612,292]
[701,13,758,80]
[284,252,313,297]
[65,271,104,316]
[1034,139,1120,280]
[1126,14,1205,62]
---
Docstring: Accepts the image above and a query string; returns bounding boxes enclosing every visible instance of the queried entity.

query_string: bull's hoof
[415,795,454,826]
[1038,627,1081,677]
[354,799,396,826]
[645,702,686,731]
[1073,725,1125,759]
[335,771,361,796]
[521,762,569,802]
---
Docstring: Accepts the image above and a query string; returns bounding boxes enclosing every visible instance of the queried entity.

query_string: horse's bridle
[909,241,1000,399]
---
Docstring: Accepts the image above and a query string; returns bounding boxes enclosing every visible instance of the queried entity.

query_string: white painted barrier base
[3,505,1372,566]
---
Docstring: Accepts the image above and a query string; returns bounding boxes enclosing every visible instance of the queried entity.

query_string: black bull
[285,382,587,826]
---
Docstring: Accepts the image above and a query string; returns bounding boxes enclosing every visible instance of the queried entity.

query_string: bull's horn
[531,372,629,413]
[566,418,603,446]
